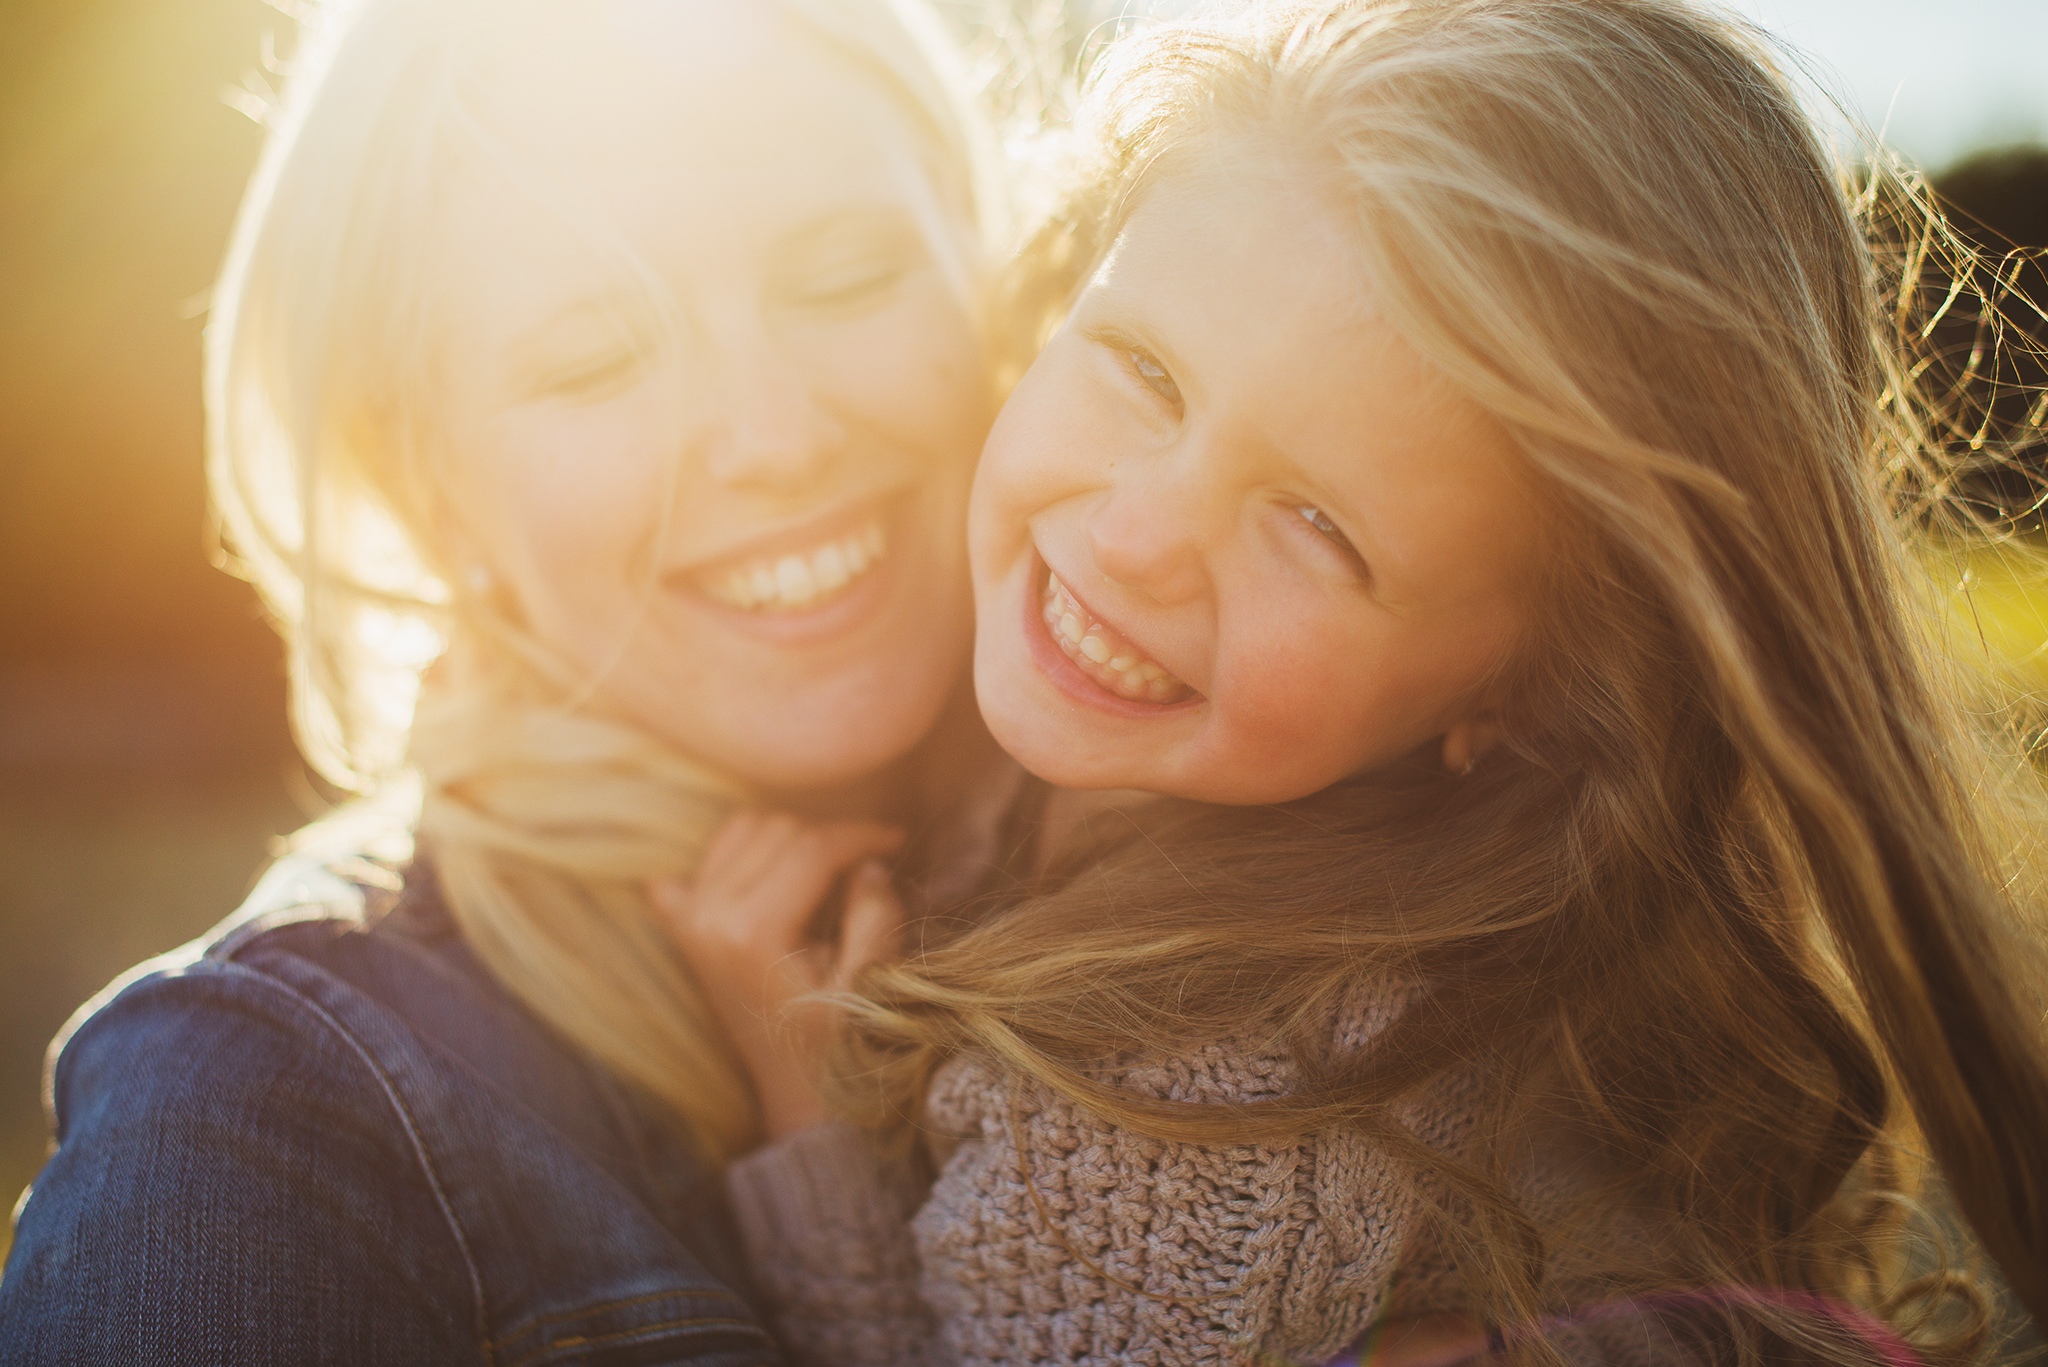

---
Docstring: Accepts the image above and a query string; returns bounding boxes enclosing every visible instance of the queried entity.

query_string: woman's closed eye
[530,345,644,402]
[771,208,930,315]
[788,254,914,311]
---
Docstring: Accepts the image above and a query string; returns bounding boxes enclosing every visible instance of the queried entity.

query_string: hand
[651,810,907,1142]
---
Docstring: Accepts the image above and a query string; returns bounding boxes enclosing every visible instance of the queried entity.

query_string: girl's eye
[1128,348,1183,409]
[1298,504,1366,567]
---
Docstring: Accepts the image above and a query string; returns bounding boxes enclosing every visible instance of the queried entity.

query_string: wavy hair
[205,0,1010,1162]
[841,1,2048,1357]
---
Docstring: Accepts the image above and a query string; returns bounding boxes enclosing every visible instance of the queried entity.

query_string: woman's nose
[702,340,846,493]
[1086,466,1210,605]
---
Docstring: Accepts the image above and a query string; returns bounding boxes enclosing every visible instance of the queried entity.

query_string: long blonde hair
[206,0,1008,1162]
[844,0,2048,1355]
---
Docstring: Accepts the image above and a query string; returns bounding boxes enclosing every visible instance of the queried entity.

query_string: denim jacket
[0,845,781,1367]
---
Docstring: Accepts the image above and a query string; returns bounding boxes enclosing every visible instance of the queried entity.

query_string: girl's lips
[1022,557,1203,720]
[1041,571,1192,702]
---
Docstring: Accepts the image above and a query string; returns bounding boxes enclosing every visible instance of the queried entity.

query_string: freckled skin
[431,2,987,798]
[970,156,1544,805]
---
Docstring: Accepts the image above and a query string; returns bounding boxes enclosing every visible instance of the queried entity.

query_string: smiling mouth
[697,520,889,614]
[1041,571,1194,704]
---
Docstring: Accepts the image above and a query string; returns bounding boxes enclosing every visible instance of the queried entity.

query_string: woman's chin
[680,669,963,797]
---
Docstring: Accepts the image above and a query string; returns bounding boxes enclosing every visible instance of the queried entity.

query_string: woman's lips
[1023,558,1202,717]
[668,500,902,645]
[695,519,888,614]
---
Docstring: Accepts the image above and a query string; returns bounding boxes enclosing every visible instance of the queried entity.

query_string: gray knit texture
[728,984,1489,1366]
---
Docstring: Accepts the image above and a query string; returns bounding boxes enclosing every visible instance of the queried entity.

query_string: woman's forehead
[454,9,946,229]
[424,11,971,372]
[474,0,791,84]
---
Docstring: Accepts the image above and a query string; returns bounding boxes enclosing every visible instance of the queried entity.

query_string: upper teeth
[1042,572,1193,704]
[703,522,888,612]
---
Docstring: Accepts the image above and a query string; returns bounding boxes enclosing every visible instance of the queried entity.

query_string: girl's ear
[1441,711,1507,776]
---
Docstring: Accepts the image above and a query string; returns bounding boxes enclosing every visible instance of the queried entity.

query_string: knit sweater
[726,983,1486,1367]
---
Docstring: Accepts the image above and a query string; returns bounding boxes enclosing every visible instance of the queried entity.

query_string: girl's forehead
[1100,154,1372,333]
[1123,137,1362,270]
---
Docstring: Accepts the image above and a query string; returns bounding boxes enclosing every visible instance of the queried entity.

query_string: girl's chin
[974,649,1155,791]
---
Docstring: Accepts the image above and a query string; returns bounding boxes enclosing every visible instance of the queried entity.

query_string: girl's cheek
[1212,606,1401,786]
[803,284,988,457]
[969,405,1054,560]
[1226,630,1352,738]
[983,351,1120,527]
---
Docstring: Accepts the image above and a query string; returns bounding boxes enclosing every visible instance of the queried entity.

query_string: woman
[0,0,1021,1360]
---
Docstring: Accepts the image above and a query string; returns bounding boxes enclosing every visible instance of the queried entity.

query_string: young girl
[662,1,2048,1363]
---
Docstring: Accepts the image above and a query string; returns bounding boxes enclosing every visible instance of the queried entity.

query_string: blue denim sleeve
[0,961,485,1366]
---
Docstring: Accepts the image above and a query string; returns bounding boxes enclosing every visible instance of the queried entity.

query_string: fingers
[646,812,912,1147]
[730,820,903,946]
[652,809,905,964]
[702,811,902,894]
[830,860,907,993]
[696,808,783,889]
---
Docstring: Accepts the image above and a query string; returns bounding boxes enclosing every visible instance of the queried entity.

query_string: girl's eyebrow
[1076,318,1162,363]
[1074,291,1199,396]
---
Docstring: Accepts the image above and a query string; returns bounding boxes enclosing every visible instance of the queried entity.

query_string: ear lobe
[1440,711,1507,776]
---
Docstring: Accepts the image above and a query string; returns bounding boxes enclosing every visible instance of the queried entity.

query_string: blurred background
[2,0,2046,1270]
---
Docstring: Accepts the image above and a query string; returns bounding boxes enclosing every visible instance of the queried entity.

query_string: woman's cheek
[808,287,987,452]
[452,404,670,641]
[494,401,672,538]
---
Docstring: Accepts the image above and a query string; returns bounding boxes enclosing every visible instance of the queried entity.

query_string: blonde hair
[845,0,2048,1356]
[206,0,1006,1162]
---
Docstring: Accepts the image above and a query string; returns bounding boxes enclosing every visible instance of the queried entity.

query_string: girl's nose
[702,340,846,493]
[1086,467,1210,605]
